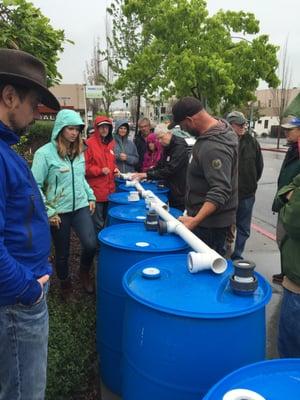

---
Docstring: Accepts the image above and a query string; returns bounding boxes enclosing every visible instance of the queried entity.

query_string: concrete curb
[261,147,287,153]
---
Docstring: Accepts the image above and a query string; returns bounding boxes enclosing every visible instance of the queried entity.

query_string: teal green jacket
[31,109,95,217]
[277,174,300,285]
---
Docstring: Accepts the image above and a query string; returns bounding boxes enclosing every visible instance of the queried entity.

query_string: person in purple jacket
[0,49,60,400]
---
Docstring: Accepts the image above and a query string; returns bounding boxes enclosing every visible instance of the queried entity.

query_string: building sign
[85,85,102,99]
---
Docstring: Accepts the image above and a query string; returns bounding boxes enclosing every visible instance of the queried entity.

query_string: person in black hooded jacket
[132,124,188,210]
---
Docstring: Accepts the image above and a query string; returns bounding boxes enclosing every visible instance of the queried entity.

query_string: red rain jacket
[84,116,117,202]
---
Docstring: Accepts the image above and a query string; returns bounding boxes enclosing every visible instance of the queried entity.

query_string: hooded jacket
[272,141,300,212]
[142,133,162,172]
[186,119,238,228]
[146,134,188,210]
[31,109,95,217]
[0,121,51,306]
[84,115,117,202]
[134,127,155,172]
[114,119,139,173]
[276,174,300,286]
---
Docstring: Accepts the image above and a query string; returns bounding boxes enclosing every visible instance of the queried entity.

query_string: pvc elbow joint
[188,251,227,274]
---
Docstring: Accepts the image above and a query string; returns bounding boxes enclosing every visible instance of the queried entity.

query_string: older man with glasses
[226,111,264,260]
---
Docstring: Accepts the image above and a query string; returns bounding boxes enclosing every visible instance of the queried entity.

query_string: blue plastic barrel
[97,224,189,395]
[108,191,168,210]
[108,204,182,226]
[203,358,300,400]
[114,177,124,192]
[122,254,272,400]
[119,182,169,197]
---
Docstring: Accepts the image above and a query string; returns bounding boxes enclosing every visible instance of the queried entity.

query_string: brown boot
[60,278,72,301]
[80,270,94,294]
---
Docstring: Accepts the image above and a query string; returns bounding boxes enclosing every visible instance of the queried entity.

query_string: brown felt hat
[0,48,60,110]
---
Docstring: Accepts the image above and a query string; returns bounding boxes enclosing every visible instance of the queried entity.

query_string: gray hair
[154,123,170,136]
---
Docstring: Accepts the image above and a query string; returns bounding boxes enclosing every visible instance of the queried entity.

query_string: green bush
[46,291,98,400]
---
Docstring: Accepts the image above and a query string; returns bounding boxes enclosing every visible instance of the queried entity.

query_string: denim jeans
[51,206,97,280]
[92,201,108,237]
[0,284,49,400]
[278,288,300,358]
[231,195,255,260]
[193,225,229,257]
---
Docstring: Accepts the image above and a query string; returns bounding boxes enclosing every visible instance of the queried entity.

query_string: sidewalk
[244,224,283,359]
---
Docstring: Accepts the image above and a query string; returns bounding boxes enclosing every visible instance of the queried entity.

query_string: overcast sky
[31,0,300,88]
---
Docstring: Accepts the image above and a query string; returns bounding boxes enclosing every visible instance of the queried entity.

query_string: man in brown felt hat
[169,96,238,256]
[0,48,60,400]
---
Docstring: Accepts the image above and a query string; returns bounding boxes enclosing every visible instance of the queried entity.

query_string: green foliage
[13,121,53,162]
[46,292,97,400]
[109,0,280,113]
[0,0,72,85]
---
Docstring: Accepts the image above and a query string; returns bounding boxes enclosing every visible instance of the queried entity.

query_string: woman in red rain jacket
[85,116,119,234]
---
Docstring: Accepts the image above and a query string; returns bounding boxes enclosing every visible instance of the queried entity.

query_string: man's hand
[102,167,110,175]
[131,172,147,181]
[89,201,96,215]
[114,168,120,176]
[178,215,198,230]
[286,190,294,201]
[49,215,61,228]
[37,274,50,286]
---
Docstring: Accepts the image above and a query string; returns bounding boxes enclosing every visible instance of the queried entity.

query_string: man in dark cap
[226,111,263,260]
[169,96,238,256]
[0,48,60,399]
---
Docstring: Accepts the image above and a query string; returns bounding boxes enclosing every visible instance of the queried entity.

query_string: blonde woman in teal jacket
[32,109,97,295]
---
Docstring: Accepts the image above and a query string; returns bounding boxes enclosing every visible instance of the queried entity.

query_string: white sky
[31,0,300,88]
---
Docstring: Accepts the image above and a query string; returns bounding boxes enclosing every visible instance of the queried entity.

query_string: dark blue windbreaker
[0,122,52,305]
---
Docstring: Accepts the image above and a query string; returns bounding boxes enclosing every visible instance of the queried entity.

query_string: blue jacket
[0,122,51,306]
[31,109,95,217]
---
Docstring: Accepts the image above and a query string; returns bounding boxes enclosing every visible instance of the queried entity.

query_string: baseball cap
[226,111,247,125]
[281,116,300,129]
[168,97,203,129]
[97,121,112,127]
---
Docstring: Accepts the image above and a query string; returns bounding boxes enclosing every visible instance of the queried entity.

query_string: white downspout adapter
[150,202,227,275]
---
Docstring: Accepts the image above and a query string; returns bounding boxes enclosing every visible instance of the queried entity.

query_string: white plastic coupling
[223,388,266,400]
[188,251,227,274]
[125,179,137,187]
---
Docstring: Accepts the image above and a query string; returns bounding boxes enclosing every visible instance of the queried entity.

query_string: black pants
[51,207,97,280]
[193,225,230,257]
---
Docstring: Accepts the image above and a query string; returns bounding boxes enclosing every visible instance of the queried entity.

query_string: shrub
[46,287,99,400]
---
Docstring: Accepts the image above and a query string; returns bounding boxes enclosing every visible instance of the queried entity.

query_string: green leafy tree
[0,0,71,85]
[114,0,280,113]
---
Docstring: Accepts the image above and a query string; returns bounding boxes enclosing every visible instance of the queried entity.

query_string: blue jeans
[0,284,49,400]
[278,288,300,358]
[232,195,255,260]
[51,206,97,280]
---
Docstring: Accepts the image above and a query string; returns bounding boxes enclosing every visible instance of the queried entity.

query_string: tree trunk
[135,93,141,136]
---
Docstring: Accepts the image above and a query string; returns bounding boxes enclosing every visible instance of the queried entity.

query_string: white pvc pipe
[126,180,168,210]
[223,389,266,400]
[150,203,227,274]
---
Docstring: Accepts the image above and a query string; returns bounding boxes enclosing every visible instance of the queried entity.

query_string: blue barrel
[122,254,272,400]
[98,224,189,395]
[119,182,169,197]
[108,191,168,210]
[203,358,300,400]
[108,204,182,226]
[114,177,124,192]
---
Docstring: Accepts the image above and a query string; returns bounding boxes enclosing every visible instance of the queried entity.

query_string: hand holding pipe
[151,203,227,274]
